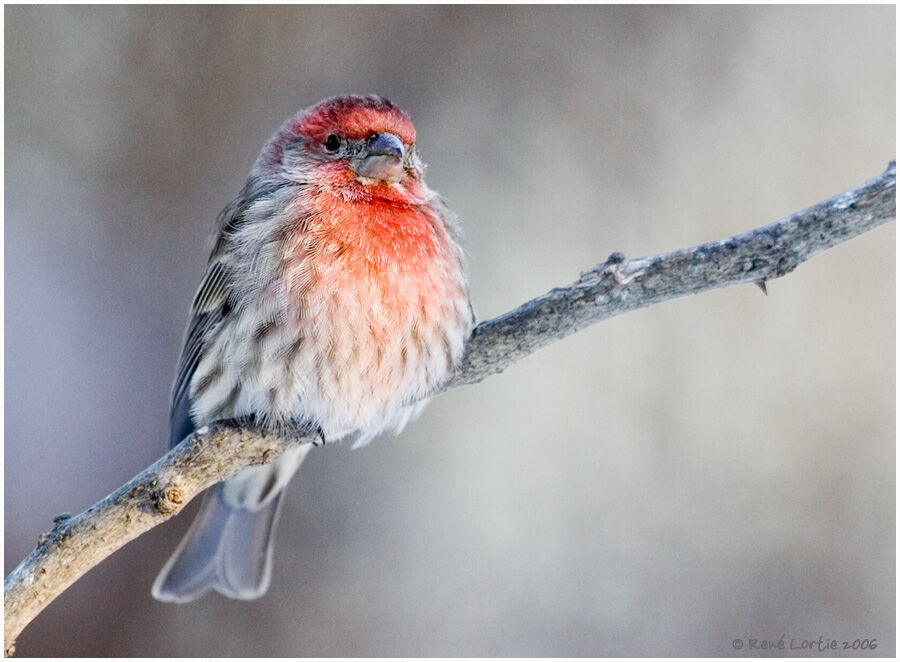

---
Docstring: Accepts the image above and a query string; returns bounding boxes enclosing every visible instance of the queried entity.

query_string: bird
[152,95,474,602]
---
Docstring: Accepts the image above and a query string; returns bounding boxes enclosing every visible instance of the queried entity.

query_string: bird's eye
[324,134,341,152]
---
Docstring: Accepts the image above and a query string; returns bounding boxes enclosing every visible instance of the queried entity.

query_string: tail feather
[151,484,286,603]
[153,444,311,602]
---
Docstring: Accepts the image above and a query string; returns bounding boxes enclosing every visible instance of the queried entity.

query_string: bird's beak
[352,133,406,183]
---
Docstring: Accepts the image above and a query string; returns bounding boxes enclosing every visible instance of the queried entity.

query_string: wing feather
[169,262,232,447]
[168,177,300,448]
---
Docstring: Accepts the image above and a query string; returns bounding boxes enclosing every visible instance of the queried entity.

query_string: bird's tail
[152,445,310,602]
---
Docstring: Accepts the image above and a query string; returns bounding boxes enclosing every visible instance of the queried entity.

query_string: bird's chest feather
[284,192,455,331]
[271,190,468,425]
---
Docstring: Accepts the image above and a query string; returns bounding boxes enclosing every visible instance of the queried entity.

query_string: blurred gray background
[5,5,894,657]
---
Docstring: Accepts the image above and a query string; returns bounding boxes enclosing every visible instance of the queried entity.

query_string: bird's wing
[168,253,233,448]
[168,176,302,448]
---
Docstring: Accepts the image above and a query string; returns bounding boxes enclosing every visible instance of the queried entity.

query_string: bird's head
[262,95,426,199]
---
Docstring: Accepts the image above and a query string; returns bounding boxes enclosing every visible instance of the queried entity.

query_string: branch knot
[152,485,185,515]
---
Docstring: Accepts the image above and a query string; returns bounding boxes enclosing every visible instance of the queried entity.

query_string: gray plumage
[152,96,472,602]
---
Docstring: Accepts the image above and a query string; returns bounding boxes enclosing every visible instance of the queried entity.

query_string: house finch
[152,95,473,602]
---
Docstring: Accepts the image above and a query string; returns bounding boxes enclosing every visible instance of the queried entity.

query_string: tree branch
[4,162,895,656]
[449,162,895,388]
